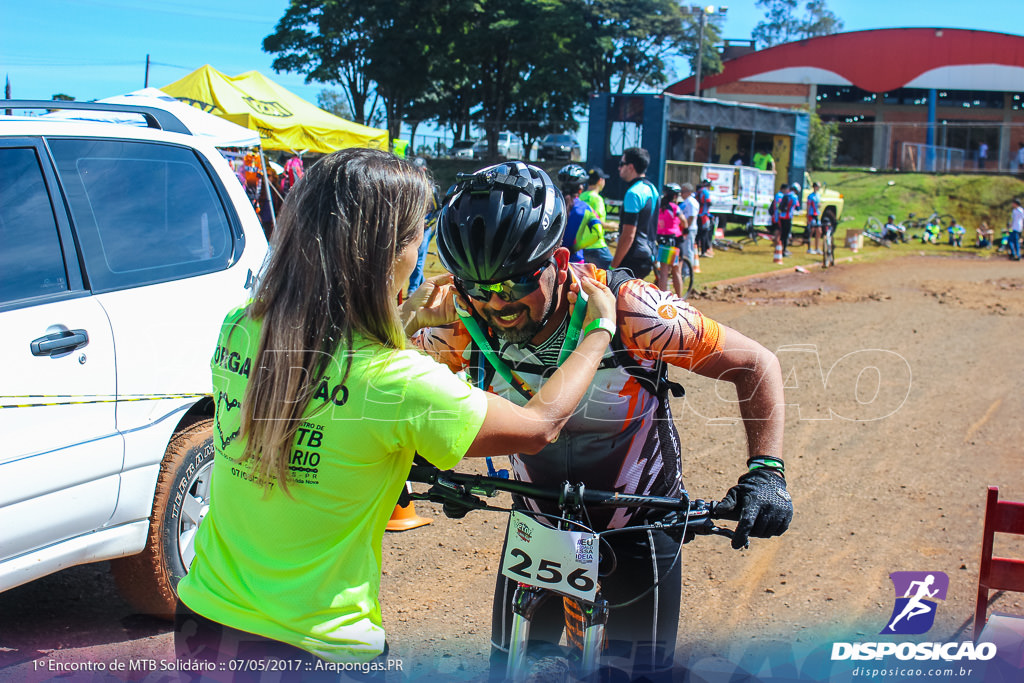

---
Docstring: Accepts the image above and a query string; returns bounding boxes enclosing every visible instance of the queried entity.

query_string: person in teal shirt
[174,148,617,672]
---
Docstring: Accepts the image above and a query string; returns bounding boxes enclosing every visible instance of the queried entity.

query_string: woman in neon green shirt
[174,148,616,673]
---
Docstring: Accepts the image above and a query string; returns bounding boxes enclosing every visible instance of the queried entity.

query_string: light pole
[686,5,728,97]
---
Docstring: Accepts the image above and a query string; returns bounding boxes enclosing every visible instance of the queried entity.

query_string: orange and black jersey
[413,264,724,529]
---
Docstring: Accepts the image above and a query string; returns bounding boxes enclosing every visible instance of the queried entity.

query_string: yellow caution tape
[0,393,209,409]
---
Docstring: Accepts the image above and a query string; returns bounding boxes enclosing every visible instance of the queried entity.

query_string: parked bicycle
[737,219,775,246]
[677,256,696,299]
[405,463,739,683]
[712,236,743,252]
[900,211,953,243]
[861,216,893,248]
[821,218,836,269]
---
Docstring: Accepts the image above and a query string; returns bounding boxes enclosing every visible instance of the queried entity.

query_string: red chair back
[975,486,1024,641]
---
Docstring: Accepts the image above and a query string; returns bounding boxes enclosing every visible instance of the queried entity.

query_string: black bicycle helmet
[663,182,682,196]
[437,162,565,283]
[557,164,588,195]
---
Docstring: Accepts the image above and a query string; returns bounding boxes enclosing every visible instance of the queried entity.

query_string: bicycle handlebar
[406,465,737,542]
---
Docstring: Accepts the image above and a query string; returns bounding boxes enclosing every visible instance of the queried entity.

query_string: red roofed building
[666,29,1024,171]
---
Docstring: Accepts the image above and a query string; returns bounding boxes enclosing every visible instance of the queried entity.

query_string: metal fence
[824,121,1024,172]
[899,143,966,172]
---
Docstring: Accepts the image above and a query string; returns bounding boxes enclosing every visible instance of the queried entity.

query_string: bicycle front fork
[506,583,609,682]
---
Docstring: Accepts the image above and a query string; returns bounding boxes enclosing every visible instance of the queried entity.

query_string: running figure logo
[881,571,949,635]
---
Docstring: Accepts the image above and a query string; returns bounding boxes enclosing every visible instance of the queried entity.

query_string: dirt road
[3,254,1023,682]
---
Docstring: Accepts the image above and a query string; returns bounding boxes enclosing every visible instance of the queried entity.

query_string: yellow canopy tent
[161,65,387,154]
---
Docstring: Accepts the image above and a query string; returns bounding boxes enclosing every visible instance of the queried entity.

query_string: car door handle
[30,328,90,357]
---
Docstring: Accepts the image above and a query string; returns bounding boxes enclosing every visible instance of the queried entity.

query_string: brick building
[665,28,1024,171]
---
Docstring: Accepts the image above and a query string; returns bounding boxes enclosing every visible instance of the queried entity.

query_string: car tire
[110,417,214,619]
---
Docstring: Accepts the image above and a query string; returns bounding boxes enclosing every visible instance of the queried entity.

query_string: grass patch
[814,170,1024,231]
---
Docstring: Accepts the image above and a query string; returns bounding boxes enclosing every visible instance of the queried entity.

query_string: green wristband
[747,456,785,475]
[582,318,616,341]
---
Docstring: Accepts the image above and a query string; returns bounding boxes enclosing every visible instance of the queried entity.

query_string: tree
[576,0,692,94]
[263,1,378,126]
[807,110,840,170]
[682,10,726,86]
[265,1,456,140]
[454,0,586,159]
[752,0,844,48]
[51,93,75,101]
[316,89,353,120]
[801,1,844,39]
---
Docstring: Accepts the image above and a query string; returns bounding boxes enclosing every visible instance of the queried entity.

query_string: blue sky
[2,0,1021,142]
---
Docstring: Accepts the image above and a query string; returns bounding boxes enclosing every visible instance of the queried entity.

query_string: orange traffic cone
[386,484,432,532]
[773,241,784,265]
[692,251,701,273]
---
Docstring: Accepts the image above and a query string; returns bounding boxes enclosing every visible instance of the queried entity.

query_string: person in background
[776,183,800,257]
[695,178,714,258]
[805,182,822,255]
[946,218,966,247]
[729,151,746,166]
[679,182,700,273]
[575,167,614,269]
[978,141,989,170]
[580,167,609,224]
[656,183,686,296]
[882,214,904,243]
[769,184,785,247]
[976,221,993,249]
[611,147,660,279]
[1008,198,1022,260]
[173,149,617,676]
[280,155,305,197]
[407,157,441,295]
[558,164,606,267]
[753,147,776,172]
[1016,143,1024,173]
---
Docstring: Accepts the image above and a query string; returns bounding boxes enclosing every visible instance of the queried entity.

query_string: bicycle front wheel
[679,257,695,299]
[822,226,835,268]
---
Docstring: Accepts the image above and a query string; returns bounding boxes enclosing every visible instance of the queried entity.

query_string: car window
[0,147,69,305]
[49,139,236,293]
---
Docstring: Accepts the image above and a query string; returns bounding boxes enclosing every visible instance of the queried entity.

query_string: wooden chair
[974,486,1024,641]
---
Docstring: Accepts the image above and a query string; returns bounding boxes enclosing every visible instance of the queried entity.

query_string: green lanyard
[455,273,589,398]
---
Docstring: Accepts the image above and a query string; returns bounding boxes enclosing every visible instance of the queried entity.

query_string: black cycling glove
[715,468,793,549]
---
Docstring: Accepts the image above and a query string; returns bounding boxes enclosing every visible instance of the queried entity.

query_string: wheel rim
[178,458,214,570]
[682,259,695,299]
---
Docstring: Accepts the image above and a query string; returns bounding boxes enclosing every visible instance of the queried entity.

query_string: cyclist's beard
[486,294,558,345]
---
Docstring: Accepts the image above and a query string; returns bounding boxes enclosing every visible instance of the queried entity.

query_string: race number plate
[501,511,599,602]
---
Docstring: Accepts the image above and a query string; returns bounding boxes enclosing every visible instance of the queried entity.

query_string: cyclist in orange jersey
[411,162,792,681]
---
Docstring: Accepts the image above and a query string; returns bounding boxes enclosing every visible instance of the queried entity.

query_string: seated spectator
[947,219,966,247]
[882,215,904,243]
[976,222,994,248]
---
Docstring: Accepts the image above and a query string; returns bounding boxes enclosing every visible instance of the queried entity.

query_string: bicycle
[900,211,953,243]
[712,236,743,252]
[821,218,836,269]
[405,463,739,683]
[677,255,696,300]
[861,216,893,248]
[737,220,775,246]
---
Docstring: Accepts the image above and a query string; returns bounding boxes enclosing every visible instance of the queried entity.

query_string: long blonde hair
[239,148,430,490]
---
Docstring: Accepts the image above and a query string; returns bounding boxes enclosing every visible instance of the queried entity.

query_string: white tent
[47,87,260,148]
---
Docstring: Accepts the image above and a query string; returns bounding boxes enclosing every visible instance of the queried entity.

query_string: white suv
[472,131,525,159]
[0,101,268,617]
